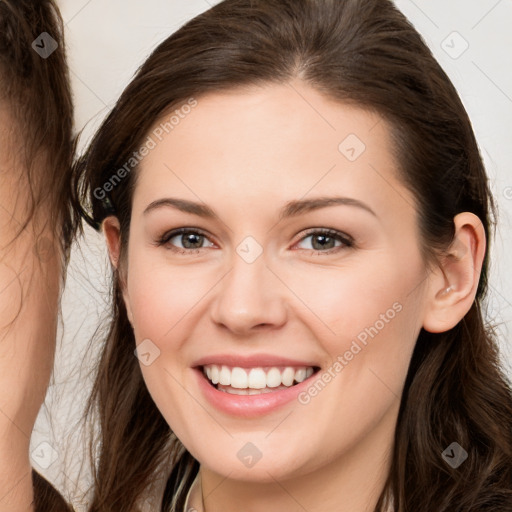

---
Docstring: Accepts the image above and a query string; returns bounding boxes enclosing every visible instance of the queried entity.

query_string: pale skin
[103,80,486,512]
[0,104,60,512]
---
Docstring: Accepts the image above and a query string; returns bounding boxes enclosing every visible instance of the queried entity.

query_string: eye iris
[312,234,335,250]
[182,232,203,249]
[169,231,344,251]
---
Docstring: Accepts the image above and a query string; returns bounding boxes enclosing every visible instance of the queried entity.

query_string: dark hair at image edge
[0,0,77,263]
[71,0,512,510]
[0,0,76,510]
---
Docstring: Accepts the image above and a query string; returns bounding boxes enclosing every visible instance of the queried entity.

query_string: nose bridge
[210,236,287,333]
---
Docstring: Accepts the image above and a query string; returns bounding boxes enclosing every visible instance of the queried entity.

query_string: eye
[293,228,354,254]
[157,228,215,254]
[156,227,354,256]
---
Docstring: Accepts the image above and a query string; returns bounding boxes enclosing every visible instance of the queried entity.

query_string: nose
[209,248,288,336]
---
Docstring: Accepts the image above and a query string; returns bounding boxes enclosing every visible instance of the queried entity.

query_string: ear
[102,216,134,326]
[422,212,486,333]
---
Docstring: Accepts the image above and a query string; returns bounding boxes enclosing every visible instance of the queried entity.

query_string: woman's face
[116,80,432,482]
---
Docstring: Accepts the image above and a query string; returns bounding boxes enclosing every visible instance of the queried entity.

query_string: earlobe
[422,212,486,334]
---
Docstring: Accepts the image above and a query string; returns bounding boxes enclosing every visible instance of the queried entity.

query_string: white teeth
[211,365,219,384]
[282,367,295,386]
[231,367,248,389]
[219,366,231,385]
[266,368,282,388]
[202,364,316,390]
[294,368,306,383]
[219,385,289,395]
[248,368,267,389]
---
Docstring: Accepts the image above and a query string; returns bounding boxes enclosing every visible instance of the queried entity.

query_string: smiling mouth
[201,364,320,395]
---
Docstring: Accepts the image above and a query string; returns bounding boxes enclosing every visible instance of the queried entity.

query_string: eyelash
[156,227,354,256]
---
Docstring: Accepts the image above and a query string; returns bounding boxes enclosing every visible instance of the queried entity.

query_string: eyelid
[158,227,216,253]
[294,227,353,244]
[291,228,354,253]
[157,227,354,254]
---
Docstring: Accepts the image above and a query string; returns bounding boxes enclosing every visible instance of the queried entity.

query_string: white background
[31,0,512,505]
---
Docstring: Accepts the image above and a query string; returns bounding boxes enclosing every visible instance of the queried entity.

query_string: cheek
[282,249,425,418]
[126,253,212,343]
[281,250,424,347]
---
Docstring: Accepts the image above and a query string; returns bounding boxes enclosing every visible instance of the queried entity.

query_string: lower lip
[193,368,316,417]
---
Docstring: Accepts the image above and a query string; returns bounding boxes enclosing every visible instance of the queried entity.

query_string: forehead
[134,81,417,227]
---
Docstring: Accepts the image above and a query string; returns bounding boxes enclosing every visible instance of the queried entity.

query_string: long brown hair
[0,0,76,264]
[72,0,512,510]
[0,0,76,510]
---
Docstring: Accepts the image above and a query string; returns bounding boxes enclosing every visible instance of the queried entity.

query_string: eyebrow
[143,196,377,220]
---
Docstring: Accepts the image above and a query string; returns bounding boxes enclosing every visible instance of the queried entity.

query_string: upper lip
[192,353,319,369]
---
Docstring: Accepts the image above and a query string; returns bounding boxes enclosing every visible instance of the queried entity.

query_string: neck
[197,401,398,512]
[0,443,34,512]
